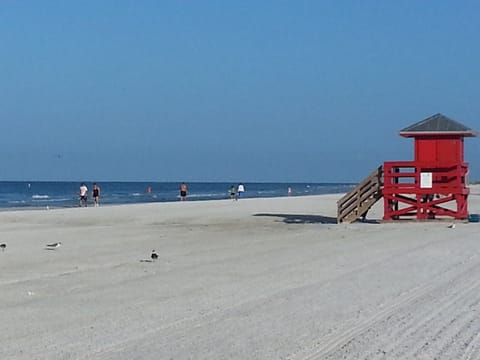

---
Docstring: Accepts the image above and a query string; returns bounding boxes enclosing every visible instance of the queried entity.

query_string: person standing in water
[92,183,101,207]
[237,183,245,199]
[79,183,88,207]
[180,182,188,201]
[229,185,236,200]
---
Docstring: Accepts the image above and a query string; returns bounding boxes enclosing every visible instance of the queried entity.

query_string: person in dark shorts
[92,183,101,207]
[79,183,88,207]
[180,182,188,201]
[229,185,236,200]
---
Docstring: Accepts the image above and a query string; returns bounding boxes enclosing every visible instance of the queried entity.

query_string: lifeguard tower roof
[399,113,477,137]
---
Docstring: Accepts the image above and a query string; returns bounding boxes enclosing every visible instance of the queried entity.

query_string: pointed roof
[400,113,477,137]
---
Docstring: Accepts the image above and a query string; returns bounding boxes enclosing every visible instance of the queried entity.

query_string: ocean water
[0,181,355,209]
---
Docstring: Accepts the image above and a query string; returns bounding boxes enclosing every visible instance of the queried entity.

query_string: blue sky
[1,1,479,182]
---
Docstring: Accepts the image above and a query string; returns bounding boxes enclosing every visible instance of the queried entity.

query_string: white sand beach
[1,192,480,359]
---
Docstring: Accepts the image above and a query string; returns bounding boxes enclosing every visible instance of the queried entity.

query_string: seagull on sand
[151,250,158,260]
[46,242,62,249]
[447,223,456,229]
[0,243,6,251]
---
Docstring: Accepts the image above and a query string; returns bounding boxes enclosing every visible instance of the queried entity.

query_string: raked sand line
[290,254,480,360]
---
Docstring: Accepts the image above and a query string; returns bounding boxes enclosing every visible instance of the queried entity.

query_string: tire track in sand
[462,331,480,360]
[367,273,480,359]
[289,256,480,360]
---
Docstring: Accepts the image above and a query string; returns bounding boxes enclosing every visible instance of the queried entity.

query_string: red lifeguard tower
[337,113,476,223]
[383,113,476,221]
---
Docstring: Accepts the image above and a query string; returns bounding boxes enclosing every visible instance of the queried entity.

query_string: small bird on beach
[151,250,158,260]
[447,223,456,229]
[0,243,6,251]
[46,242,62,249]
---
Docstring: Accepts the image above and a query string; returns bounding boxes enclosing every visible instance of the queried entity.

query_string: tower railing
[383,161,469,220]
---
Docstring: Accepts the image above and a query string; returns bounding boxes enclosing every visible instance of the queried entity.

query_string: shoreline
[0,192,342,213]
[0,181,357,212]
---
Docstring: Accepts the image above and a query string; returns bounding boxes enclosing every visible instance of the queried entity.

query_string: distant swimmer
[0,243,6,251]
[151,250,158,260]
[180,182,188,201]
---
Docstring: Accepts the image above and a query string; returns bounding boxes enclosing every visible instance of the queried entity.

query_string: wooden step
[337,166,383,224]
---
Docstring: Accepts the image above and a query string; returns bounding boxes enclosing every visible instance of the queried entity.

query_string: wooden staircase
[337,166,384,223]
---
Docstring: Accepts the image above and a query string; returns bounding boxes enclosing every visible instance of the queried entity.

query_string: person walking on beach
[237,183,245,199]
[180,182,188,201]
[92,183,101,207]
[79,183,88,207]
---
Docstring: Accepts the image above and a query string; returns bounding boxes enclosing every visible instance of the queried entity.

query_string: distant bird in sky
[46,242,62,249]
[151,250,158,260]
[0,243,6,251]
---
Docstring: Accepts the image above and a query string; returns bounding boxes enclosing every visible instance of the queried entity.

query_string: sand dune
[1,193,480,359]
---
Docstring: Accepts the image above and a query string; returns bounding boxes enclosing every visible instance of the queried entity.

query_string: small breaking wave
[32,194,49,200]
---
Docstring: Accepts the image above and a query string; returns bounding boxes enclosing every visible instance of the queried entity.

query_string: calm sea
[0,181,355,209]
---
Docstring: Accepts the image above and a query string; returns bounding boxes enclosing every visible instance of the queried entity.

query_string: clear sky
[1,1,479,182]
